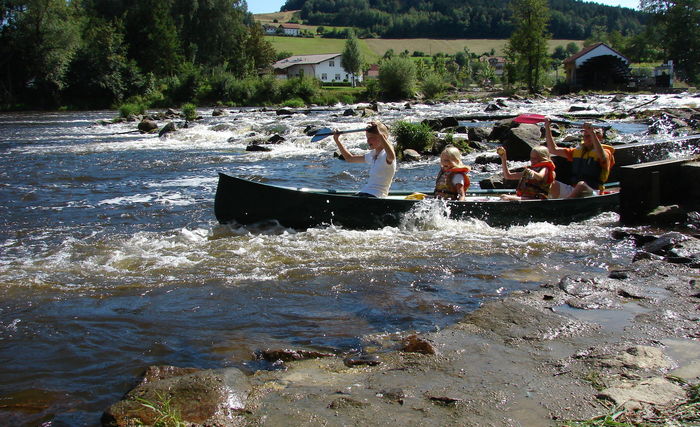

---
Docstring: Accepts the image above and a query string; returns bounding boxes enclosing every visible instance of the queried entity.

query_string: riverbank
[104,229,700,426]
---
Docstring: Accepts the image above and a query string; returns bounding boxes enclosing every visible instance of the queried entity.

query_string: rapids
[0,93,698,425]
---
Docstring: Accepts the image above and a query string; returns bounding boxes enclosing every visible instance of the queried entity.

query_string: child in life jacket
[434,146,471,201]
[497,145,556,200]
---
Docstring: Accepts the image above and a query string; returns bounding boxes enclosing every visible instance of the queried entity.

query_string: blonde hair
[531,145,551,162]
[366,121,390,140]
[440,146,466,167]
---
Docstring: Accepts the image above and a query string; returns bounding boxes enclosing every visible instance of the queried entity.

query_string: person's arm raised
[585,123,610,170]
[333,130,365,163]
[545,118,569,158]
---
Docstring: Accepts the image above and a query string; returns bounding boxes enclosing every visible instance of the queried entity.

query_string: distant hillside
[279,0,648,39]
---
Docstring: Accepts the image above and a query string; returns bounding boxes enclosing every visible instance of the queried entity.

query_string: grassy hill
[264,35,583,63]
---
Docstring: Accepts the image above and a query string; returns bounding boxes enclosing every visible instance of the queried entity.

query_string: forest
[281,0,649,39]
[0,0,696,110]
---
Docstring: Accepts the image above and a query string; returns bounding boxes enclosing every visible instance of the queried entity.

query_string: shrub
[378,56,417,100]
[118,102,146,118]
[363,79,381,101]
[181,103,197,121]
[392,120,435,155]
[280,76,320,103]
[421,72,447,100]
[282,98,305,108]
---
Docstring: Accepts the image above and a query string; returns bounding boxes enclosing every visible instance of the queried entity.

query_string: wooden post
[619,157,695,224]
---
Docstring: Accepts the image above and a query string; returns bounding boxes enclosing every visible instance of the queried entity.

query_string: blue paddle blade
[311,127,334,142]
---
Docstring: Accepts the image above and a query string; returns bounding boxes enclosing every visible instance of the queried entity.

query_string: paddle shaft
[515,114,610,129]
[311,127,367,142]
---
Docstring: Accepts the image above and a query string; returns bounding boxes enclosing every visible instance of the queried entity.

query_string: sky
[246,0,640,15]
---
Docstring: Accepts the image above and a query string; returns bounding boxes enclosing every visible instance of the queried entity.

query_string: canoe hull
[215,173,620,229]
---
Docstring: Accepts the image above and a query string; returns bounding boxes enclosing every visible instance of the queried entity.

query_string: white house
[278,23,301,36]
[273,53,363,84]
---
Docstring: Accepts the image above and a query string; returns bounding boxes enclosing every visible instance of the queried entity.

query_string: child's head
[440,146,464,170]
[530,146,551,164]
[366,121,390,149]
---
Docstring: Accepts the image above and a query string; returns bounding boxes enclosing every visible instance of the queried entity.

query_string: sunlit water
[0,93,698,425]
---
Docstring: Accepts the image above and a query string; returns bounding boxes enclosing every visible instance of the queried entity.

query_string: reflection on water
[0,93,696,425]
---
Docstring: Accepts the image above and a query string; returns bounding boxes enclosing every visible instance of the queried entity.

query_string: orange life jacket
[516,161,556,199]
[434,167,471,199]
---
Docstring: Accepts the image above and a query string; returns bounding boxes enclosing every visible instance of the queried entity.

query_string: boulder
[402,149,422,162]
[503,123,542,161]
[246,144,272,152]
[138,119,158,134]
[102,366,250,427]
[468,126,491,142]
[267,134,285,144]
[158,122,176,138]
[212,108,226,116]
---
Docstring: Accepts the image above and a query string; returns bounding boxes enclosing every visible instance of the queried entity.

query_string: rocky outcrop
[103,366,250,427]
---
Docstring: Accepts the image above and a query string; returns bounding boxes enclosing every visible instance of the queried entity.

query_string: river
[0,93,697,425]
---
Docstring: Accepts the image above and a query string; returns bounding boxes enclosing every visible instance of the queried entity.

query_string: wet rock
[212,108,226,116]
[256,348,334,362]
[304,125,322,136]
[598,377,684,411]
[465,299,590,340]
[421,118,443,131]
[609,270,629,280]
[343,353,381,367]
[502,123,542,161]
[359,108,375,117]
[402,149,422,162]
[484,103,501,112]
[276,108,293,116]
[102,366,250,427]
[427,395,462,405]
[646,205,688,224]
[569,105,590,112]
[343,108,358,116]
[558,276,599,297]
[603,346,674,370]
[246,144,272,152]
[137,119,158,134]
[440,117,459,128]
[401,334,436,355]
[468,126,491,142]
[328,396,368,409]
[378,388,405,404]
[267,134,285,144]
[566,293,622,310]
[158,122,176,138]
[642,232,690,255]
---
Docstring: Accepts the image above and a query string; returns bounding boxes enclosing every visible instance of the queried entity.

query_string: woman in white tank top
[332,121,397,198]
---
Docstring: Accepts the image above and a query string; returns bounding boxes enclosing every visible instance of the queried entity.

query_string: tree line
[0,0,276,110]
[282,0,648,40]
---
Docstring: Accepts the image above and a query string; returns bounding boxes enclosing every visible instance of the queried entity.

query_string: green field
[265,36,583,63]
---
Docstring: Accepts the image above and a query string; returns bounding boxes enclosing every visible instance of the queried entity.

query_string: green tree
[0,0,81,107]
[378,56,417,100]
[124,0,183,76]
[341,30,363,86]
[505,0,551,92]
[642,0,700,83]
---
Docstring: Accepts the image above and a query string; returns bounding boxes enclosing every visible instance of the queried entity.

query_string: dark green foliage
[284,0,647,40]
[506,0,551,93]
[392,121,435,155]
[420,72,447,99]
[280,76,321,103]
[0,0,277,109]
[643,0,700,83]
[378,56,417,100]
